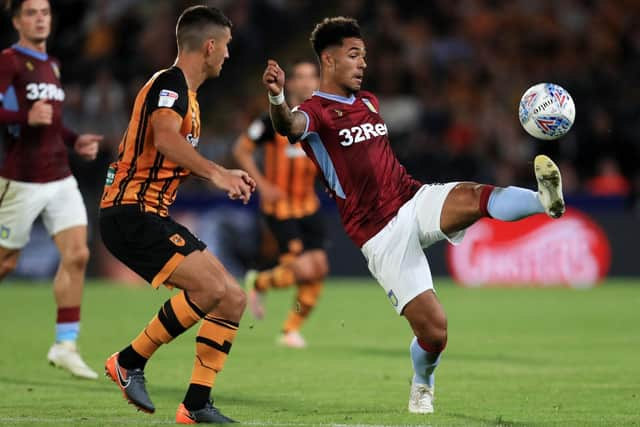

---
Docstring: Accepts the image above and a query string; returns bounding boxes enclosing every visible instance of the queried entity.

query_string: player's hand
[263,59,285,96]
[213,168,256,204]
[259,182,285,204]
[74,134,103,160]
[27,99,53,126]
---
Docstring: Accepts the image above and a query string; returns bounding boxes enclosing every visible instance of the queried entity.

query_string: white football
[518,83,575,140]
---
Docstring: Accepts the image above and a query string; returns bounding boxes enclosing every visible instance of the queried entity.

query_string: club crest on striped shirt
[169,233,186,247]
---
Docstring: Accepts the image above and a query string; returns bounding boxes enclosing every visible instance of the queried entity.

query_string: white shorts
[0,175,88,249]
[361,183,466,314]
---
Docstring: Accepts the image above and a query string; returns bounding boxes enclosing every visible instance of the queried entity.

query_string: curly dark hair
[309,17,362,58]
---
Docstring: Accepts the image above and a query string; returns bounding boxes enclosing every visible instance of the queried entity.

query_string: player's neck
[319,79,354,99]
[174,56,206,92]
[17,37,47,54]
[288,94,304,106]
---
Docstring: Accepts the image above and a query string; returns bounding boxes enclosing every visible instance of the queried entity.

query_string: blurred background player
[233,60,328,349]
[100,6,255,424]
[263,17,565,414]
[0,0,102,379]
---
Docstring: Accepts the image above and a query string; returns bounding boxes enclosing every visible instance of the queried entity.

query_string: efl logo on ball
[518,83,575,140]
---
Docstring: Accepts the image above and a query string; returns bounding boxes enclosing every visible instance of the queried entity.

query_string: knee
[455,182,484,208]
[413,315,448,351]
[420,328,448,352]
[307,252,329,281]
[316,257,329,279]
[193,273,228,306]
[226,281,247,311]
[62,245,90,270]
[210,282,246,320]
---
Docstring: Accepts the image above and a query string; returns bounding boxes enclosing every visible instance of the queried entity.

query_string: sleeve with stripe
[0,51,27,124]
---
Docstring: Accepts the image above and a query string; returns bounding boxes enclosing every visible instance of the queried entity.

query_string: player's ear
[321,51,334,69]
[11,15,20,32]
[204,38,215,56]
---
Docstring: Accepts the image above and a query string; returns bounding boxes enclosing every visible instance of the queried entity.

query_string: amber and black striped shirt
[245,114,319,220]
[100,67,200,216]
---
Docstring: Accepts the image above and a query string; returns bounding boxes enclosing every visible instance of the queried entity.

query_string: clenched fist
[28,99,52,126]
[262,59,285,96]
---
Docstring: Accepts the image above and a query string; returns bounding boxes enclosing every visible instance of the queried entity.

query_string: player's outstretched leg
[481,154,564,221]
[437,155,565,237]
[403,155,565,415]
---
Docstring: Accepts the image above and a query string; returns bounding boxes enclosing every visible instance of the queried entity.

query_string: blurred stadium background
[1,0,639,281]
[2,2,640,426]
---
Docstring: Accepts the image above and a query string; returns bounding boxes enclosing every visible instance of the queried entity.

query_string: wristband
[268,90,285,105]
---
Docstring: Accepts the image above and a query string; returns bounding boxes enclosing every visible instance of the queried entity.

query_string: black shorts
[99,206,206,287]
[263,210,326,255]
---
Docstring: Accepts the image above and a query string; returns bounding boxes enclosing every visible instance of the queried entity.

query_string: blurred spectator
[586,157,631,197]
[83,68,127,146]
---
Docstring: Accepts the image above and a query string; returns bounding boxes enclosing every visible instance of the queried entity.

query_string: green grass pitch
[0,278,639,426]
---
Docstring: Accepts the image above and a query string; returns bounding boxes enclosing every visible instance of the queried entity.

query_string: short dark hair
[176,5,232,51]
[310,17,362,58]
[5,0,26,16]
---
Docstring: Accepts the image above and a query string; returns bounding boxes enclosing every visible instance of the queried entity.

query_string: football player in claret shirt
[100,6,255,424]
[263,17,565,414]
[233,60,328,349]
[0,0,102,379]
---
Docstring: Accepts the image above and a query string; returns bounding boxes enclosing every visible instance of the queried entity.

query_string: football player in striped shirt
[100,6,255,424]
[234,60,328,349]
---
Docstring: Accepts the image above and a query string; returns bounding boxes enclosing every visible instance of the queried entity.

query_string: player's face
[12,0,51,44]
[331,37,367,93]
[287,63,319,101]
[205,27,232,78]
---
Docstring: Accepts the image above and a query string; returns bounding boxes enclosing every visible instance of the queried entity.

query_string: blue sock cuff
[56,322,79,342]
